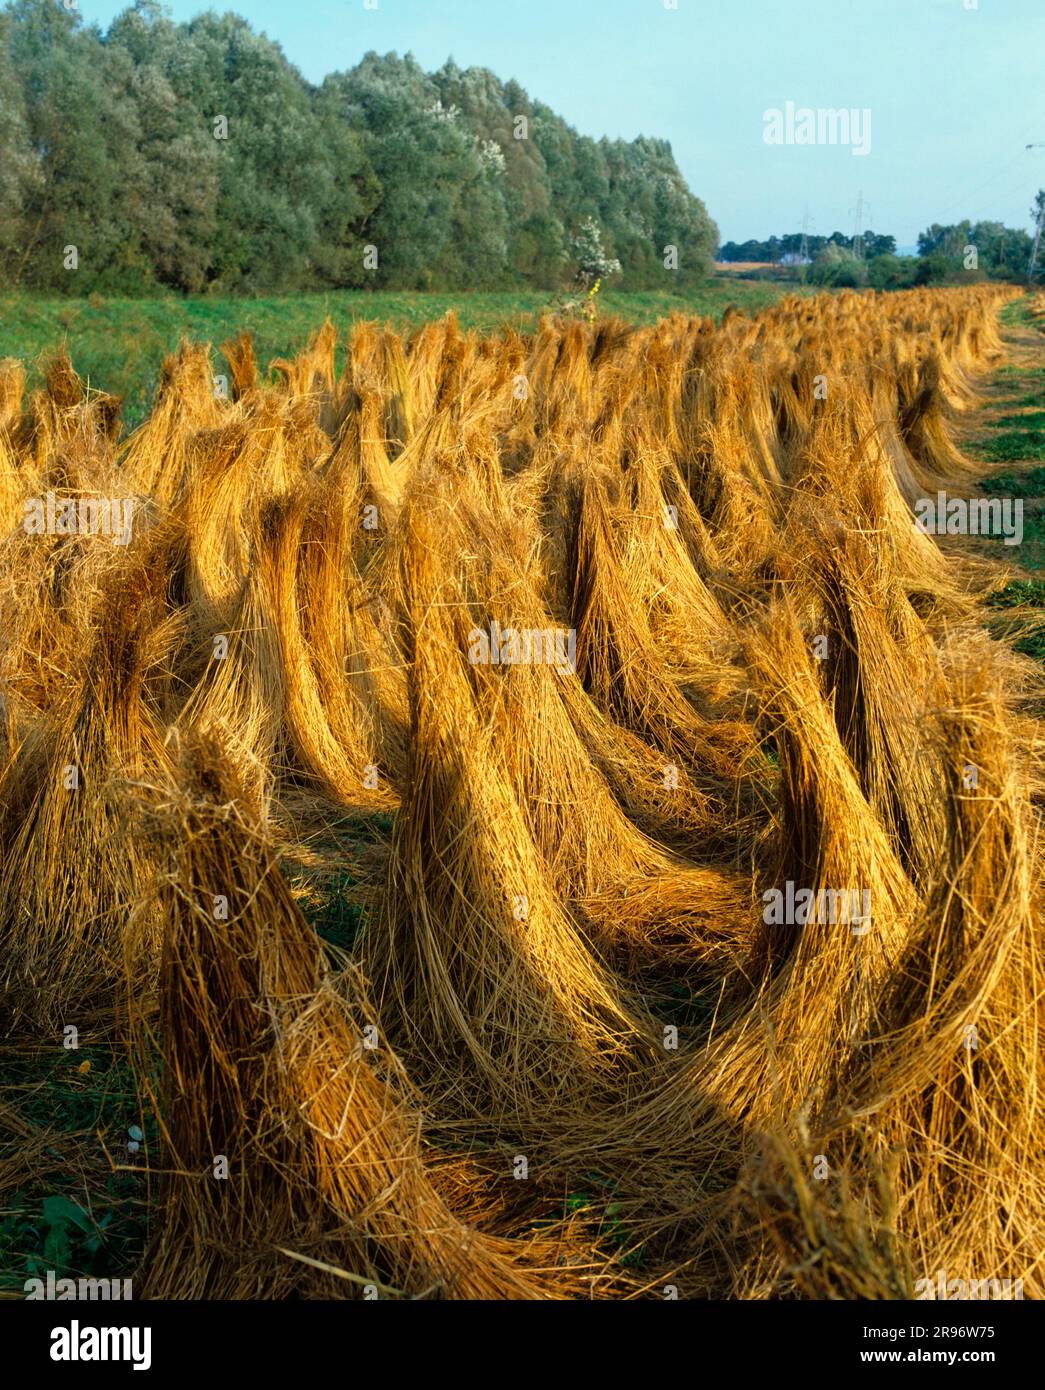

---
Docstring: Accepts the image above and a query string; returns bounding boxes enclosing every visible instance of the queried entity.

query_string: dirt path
[956,294,1045,660]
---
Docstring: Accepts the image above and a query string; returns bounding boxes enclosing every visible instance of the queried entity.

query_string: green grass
[985,580,1045,661]
[991,364,1045,385]
[984,357,1044,411]
[980,464,1045,495]
[993,410,1045,430]
[563,1184,644,1268]
[1000,298,1037,329]
[972,347,1045,569]
[973,330,1045,639]
[289,809,394,963]
[973,430,1045,463]
[973,363,1045,573]
[971,375,1045,467]
[986,577,1045,608]
[0,1045,150,1294]
[0,280,807,429]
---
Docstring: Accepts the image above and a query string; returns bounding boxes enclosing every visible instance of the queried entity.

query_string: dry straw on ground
[0,285,1040,1299]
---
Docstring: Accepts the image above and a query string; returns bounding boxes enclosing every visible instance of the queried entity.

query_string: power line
[930,147,1028,223]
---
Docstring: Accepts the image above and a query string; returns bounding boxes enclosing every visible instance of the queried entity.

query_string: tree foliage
[0,1,718,294]
[718,230,896,263]
[916,216,1037,280]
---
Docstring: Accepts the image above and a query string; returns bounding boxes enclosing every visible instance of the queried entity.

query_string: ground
[966,297,1045,659]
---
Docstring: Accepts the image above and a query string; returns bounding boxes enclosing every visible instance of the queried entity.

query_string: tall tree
[0,7,38,278]
[0,3,721,294]
[7,0,144,291]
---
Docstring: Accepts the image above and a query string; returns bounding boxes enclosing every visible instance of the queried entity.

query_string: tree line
[717,231,897,263]
[0,0,719,295]
[719,211,1043,287]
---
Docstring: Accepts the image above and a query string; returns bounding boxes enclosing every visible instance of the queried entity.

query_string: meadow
[0,279,807,426]
[0,283,1042,1300]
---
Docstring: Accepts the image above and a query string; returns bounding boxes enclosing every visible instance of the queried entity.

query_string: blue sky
[83,0,1045,248]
